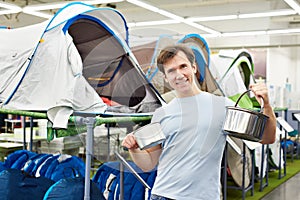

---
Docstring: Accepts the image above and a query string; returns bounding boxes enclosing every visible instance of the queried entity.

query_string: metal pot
[134,122,165,150]
[223,90,269,142]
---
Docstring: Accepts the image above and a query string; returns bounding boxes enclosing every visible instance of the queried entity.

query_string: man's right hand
[122,132,139,150]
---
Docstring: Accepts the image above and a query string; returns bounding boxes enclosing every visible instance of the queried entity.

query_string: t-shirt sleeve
[151,107,165,123]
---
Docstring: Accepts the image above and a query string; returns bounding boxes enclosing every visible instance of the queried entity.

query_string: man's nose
[175,70,184,79]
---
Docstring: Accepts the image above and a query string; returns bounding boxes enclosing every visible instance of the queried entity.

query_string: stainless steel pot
[134,122,165,150]
[223,90,269,142]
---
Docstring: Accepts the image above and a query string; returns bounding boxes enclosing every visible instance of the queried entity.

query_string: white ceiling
[1,0,300,48]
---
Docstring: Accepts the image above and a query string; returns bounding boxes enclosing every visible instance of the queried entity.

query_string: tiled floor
[261,172,300,200]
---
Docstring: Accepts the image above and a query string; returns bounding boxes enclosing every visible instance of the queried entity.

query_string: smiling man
[122,44,276,200]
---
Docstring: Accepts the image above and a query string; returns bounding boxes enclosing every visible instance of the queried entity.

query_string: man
[122,44,276,200]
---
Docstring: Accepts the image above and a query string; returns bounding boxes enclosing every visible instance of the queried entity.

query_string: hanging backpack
[43,154,85,182]
[0,168,54,200]
[43,170,105,200]
[4,150,36,169]
[92,161,157,200]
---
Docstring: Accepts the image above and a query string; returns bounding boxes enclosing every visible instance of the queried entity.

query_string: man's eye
[181,65,187,69]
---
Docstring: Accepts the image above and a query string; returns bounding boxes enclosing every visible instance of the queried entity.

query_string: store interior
[0,0,300,200]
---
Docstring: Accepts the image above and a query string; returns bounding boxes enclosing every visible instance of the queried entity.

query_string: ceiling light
[23,0,123,11]
[188,15,238,22]
[0,2,22,15]
[267,28,300,34]
[128,19,179,27]
[127,0,159,12]
[222,31,267,37]
[0,2,22,10]
[127,0,220,34]
[239,9,296,18]
[284,0,300,14]
[22,10,53,19]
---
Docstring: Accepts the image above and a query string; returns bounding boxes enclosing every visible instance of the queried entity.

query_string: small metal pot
[223,90,269,142]
[134,122,165,150]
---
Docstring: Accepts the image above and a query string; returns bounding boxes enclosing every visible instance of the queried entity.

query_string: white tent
[0,2,163,128]
[210,49,257,108]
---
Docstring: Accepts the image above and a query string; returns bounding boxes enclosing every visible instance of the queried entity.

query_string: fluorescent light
[0,2,22,10]
[0,2,22,15]
[127,0,220,34]
[222,31,267,37]
[184,20,220,35]
[22,10,53,19]
[188,9,296,22]
[127,0,159,12]
[284,0,300,14]
[23,0,123,11]
[188,15,238,22]
[128,19,178,27]
[0,9,21,15]
[239,9,296,18]
[267,28,300,34]
[202,28,300,38]
[23,2,69,11]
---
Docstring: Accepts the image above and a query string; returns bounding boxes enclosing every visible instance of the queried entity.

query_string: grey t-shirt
[151,92,234,200]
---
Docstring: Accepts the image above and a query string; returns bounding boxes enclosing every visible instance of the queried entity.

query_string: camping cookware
[134,122,165,150]
[223,90,269,142]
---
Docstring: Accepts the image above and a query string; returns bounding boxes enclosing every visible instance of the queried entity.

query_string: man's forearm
[129,146,162,172]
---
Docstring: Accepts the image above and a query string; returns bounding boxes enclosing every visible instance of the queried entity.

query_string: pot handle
[234,89,264,112]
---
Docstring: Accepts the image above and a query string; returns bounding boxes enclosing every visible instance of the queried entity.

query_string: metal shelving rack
[0,108,152,200]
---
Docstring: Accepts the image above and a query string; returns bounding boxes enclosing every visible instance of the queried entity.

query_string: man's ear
[192,64,197,74]
[164,74,169,83]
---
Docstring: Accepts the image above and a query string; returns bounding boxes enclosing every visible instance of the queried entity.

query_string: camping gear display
[209,50,256,109]
[92,161,156,200]
[43,172,104,200]
[0,168,55,200]
[134,123,165,150]
[227,137,253,187]
[0,2,164,130]
[223,90,269,142]
[133,33,223,98]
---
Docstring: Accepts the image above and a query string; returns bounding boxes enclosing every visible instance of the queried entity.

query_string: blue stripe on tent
[177,33,210,67]
[61,14,128,87]
[44,2,95,32]
[147,34,173,81]
[46,2,129,44]
[191,47,206,82]
[97,56,124,87]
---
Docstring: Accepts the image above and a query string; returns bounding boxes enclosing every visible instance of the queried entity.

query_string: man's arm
[122,133,162,172]
[249,83,276,144]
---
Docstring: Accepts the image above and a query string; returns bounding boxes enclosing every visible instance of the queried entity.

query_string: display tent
[132,33,224,102]
[0,2,164,128]
[209,50,257,109]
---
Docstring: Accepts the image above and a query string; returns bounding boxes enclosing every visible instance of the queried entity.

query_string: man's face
[163,51,198,98]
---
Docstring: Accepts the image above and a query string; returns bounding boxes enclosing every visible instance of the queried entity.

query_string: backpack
[43,172,105,200]
[92,161,157,200]
[0,168,54,200]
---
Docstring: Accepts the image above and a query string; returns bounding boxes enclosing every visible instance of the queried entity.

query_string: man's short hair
[157,44,195,74]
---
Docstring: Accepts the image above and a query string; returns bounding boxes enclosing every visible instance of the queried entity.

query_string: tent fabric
[0,2,164,129]
[133,33,224,99]
[210,49,256,108]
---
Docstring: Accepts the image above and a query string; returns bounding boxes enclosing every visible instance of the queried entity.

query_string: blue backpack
[22,153,53,175]
[43,175,105,200]
[0,168,55,200]
[4,150,36,169]
[92,161,157,200]
[44,154,85,182]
